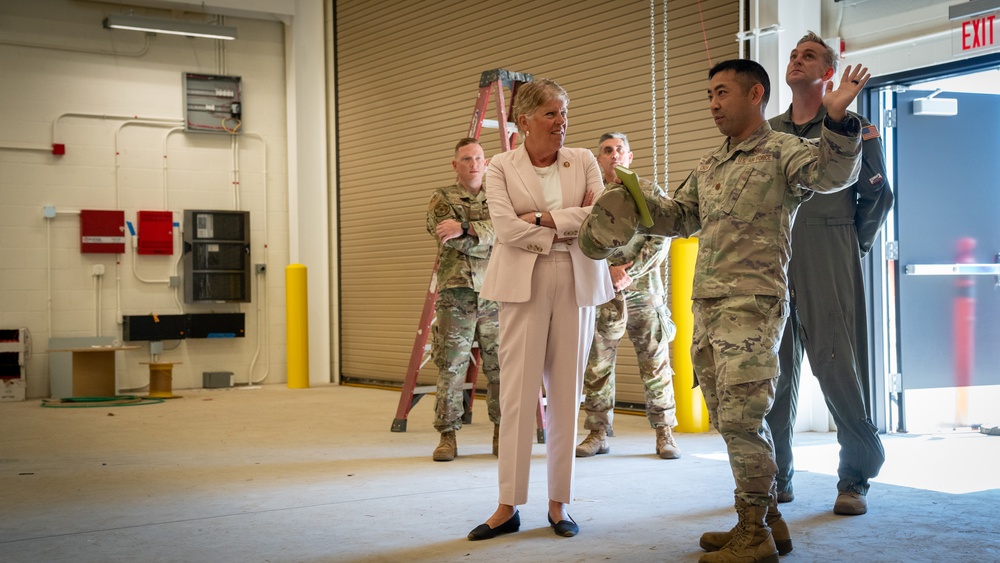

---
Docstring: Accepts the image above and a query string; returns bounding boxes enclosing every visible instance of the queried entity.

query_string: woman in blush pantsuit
[467,79,614,541]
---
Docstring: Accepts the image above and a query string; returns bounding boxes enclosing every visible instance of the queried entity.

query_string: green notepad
[614,165,653,228]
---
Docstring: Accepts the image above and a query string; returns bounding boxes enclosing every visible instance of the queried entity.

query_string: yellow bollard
[286,264,310,388]
[670,237,709,432]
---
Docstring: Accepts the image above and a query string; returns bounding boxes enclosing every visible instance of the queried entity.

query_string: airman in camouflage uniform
[426,138,500,462]
[576,132,680,460]
[579,59,870,563]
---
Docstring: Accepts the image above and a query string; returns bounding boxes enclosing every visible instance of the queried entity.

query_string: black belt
[804,217,854,226]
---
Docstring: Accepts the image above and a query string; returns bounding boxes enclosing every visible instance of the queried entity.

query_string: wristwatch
[461,221,470,236]
[534,211,542,226]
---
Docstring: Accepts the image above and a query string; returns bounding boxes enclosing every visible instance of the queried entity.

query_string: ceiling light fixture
[948,0,1000,21]
[103,13,237,41]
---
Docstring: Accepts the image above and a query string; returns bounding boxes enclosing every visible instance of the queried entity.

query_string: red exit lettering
[962,15,996,51]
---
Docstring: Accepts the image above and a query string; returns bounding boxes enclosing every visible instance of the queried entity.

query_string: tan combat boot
[432,430,457,462]
[698,499,780,563]
[700,499,792,555]
[575,429,609,457]
[492,424,499,457]
[655,425,682,459]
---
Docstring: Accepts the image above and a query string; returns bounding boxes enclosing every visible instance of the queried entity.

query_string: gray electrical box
[203,371,234,388]
[182,73,242,134]
[183,210,250,303]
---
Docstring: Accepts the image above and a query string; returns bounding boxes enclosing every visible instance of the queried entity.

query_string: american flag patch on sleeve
[861,124,880,140]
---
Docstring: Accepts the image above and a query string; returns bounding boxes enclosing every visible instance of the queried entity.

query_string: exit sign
[955,12,998,53]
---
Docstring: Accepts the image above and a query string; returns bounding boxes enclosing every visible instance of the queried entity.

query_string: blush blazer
[480,144,614,306]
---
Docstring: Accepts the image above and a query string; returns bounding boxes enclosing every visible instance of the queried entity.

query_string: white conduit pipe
[163,127,185,210]
[232,135,240,210]
[54,113,180,152]
[739,0,745,59]
[95,272,102,337]
[113,120,184,209]
[45,208,81,337]
[0,34,150,57]
[841,29,952,59]
[240,132,271,385]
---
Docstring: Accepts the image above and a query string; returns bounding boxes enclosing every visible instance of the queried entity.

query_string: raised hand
[822,64,871,121]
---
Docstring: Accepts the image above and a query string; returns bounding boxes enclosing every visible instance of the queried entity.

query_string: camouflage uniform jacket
[656,117,861,300]
[605,178,670,296]
[426,183,495,292]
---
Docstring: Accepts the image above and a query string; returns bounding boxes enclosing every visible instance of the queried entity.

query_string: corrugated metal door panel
[336,0,738,407]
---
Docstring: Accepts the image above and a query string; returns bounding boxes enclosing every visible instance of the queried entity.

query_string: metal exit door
[894,89,1000,426]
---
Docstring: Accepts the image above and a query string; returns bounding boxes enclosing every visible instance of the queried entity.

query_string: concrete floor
[1,384,998,563]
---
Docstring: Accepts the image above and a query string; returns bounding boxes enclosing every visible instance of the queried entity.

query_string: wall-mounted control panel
[182,73,243,134]
[183,210,250,303]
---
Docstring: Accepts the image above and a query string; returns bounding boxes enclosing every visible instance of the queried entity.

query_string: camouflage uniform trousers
[691,294,788,508]
[432,287,501,433]
[582,289,677,432]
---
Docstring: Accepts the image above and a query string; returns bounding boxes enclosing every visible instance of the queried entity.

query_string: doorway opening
[865,53,1000,436]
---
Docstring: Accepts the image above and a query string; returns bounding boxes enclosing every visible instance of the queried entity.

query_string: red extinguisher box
[80,210,125,254]
[137,211,175,255]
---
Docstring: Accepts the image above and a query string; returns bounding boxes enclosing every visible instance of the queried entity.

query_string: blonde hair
[797,31,838,73]
[511,79,569,133]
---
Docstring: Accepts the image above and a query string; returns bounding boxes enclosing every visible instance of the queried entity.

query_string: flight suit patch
[861,124,880,141]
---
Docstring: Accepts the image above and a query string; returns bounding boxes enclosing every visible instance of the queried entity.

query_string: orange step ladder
[390,69,547,443]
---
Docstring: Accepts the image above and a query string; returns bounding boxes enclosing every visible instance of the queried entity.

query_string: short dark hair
[454,137,481,155]
[709,59,770,108]
[598,132,629,151]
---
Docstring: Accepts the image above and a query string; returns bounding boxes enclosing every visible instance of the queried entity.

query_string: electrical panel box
[137,210,174,255]
[183,210,250,303]
[80,210,125,254]
[183,73,242,134]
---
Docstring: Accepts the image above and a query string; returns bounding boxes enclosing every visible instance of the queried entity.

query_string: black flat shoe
[468,510,520,541]
[547,514,579,537]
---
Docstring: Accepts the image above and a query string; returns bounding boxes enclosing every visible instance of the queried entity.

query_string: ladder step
[412,382,475,395]
[482,119,517,130]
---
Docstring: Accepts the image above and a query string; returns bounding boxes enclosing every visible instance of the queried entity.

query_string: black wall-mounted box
[188,313,245,338]
[122,313,244,341]
[123,314,188,341]
[183,210,251,303]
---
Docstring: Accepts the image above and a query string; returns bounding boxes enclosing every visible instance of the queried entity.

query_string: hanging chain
[650,0,657,185]
[662,0,668,188]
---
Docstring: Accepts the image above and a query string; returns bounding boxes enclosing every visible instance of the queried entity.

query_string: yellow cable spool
[142,362,182,399]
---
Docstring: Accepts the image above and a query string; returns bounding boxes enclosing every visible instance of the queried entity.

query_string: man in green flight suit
[765,31,892,516]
